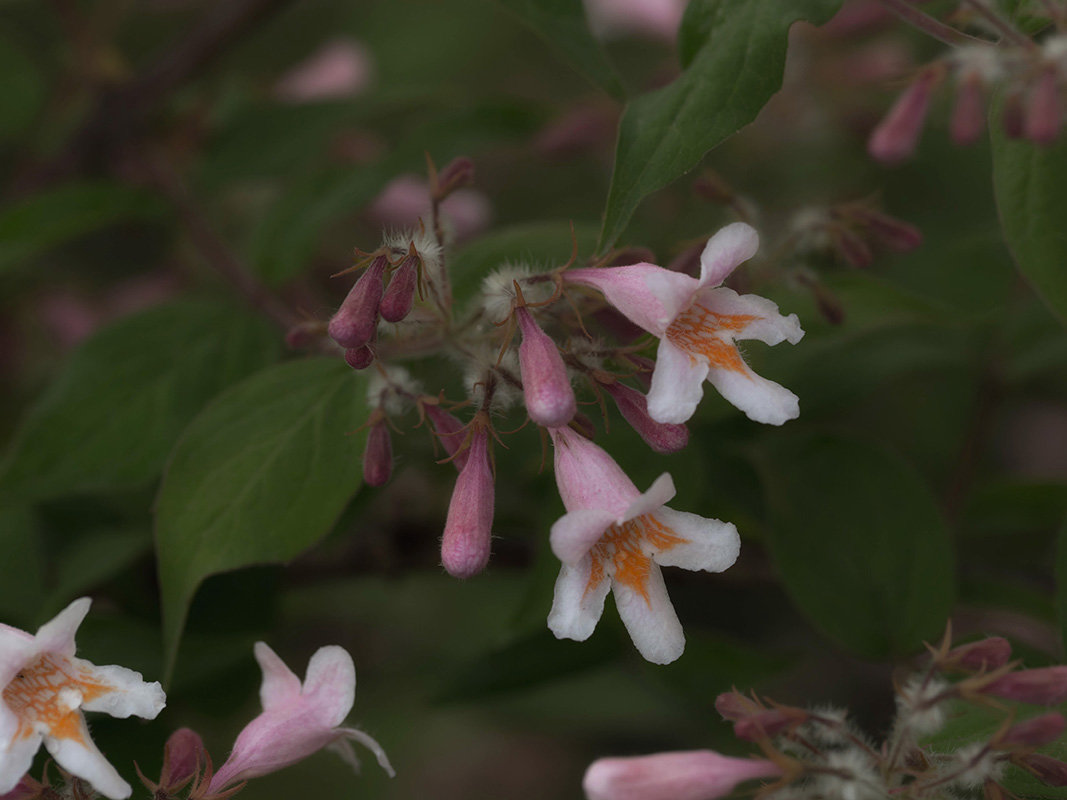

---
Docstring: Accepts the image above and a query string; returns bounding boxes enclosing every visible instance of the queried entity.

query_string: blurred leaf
[992,114,1067,325]
[965,481,1067,536]
[1056,515,1067,654]
[599,0,842,250]
[0,301,281,500]
[493,0,626,99]
[156,358,366,679]
[45,527,150,615]
[756,432,955,658]
[0,183,165,272]
[0,29,45,142]
[0,506,44,626]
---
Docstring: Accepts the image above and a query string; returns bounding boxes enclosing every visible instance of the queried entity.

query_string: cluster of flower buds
[791,199,924,269]
[868,5,1067,161]
[581,626,1067,799]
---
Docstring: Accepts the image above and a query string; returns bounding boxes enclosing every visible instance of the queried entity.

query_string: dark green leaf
[599,0,841,250]
[155,358,367,678]
[0,184,166,272]
[493,0,625,99]
[45,527,151,615]
[992,114,1067,325]
[0,301,281,500]
[0,506,44,626]
[756,432,955,658]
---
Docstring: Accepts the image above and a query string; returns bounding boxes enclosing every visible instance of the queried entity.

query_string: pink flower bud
[516,307,576,428]
[0,776,46,800]
[583,750,781,800]
[733,708,808,742]
[1022,754,1067,786]
[1025,67,1062,145]
[998,712,1066,748]
[344,345,374,370]
[441,429,494,578]
[844,206,924,252]
[363,419,393,487]
[715,691,762,721]
[868,67,943,164]
[328,255,388,348]
[951,75,986,145]
[435,156,475,197]
[982,666,1067,705]
[603,381,689,453]
[159,728,207,790]
[946,636,1012,671]
[285,320,327,350]
[425,404,469,471]
[832,227,874,268]
[380,255,418,323]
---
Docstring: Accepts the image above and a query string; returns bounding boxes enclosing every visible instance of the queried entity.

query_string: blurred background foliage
[0,0,1066,798]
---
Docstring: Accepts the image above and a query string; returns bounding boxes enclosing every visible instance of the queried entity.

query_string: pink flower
[566,223,803,426]
[583,750,781,800]
[547,426,739,664]
[209,643,393,792]
[274,39,372,103]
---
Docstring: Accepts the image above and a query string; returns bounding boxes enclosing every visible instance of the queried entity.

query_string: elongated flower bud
[424,404,469,472]
[435,156,475,198]
[380,254,418,323]
[328,255,388,348]
[1025,67,1062,145]
[997,712,1066,749]
[603,381,688,454]
[951,75,986,145]
[363,418,393,487]
[344,345,374,370]
[715,691,762,721]
[583,750,781,800]
[516,307,576,427]
[868,66,942,164]
[981,666,1067,705]
[945,636,1011,671]
[441,429,494,578]
[1022,754,1067,786]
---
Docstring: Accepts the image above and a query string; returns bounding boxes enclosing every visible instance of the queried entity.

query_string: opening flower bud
[603,381,688,454]
[363,418,393,487]
[516,307,576,428]
[380,254,418,323]
[328,254,388,348]
[441,428,494,578]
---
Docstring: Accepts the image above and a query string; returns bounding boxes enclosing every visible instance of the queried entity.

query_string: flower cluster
[286,157,809,665]
[582,628,1067,799]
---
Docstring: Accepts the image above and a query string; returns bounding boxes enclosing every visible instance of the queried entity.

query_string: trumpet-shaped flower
[0,598,165,799]
[209,643,393,792]
[547,426,739,664]
[565,223,803,425]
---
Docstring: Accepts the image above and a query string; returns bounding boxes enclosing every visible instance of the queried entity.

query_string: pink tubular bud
[441,429,494,578]
[435,156,475,197]
[981,666,1067,705]
[945,636,1012,671]
[603,381,688,454]
[516,307,576,428]
[1022,754,1067,786]
[715,691,763,722]
[328,254,388,348]
[424,404,469,472]
[285,320,327,350]
[363,419,393,487]
[832,227,874,268]
[951,75,986,145]
[860,212,923,252]
[998,712,1066,749]
[344,345,374,370]
[733,708,808,742]
[159,728,207,790]
[1025,67,1062,145]
[583,750,781,800]
[868,66,943,164]
[380,254,418,323]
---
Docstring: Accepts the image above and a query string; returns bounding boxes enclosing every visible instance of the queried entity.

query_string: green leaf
[599,0,841,250]
[992,116,1067,325]
[0,29,45,143]
[45,527,151,615]
[0,506,44,626]
[155,358,367,678]
[493,0,625,100]
[1056,515,1067,654]
[756,432,955,658]
[0,183,166,272]
[0,301,281,501]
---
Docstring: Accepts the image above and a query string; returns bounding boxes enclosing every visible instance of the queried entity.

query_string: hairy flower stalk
[441,424,494,579]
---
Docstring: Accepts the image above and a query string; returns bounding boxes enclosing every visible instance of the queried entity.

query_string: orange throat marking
[584,514,688,605]
[3,654,111,743]
[665,304,757,373]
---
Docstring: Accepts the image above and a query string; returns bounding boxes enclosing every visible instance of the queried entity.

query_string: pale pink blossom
[547,426,738,664]
[274,39,372,103]
[566,223,803,426]
[209,643,393,792]
[583,750,781,800]
[367,175,491,243]
[0,599,165,799]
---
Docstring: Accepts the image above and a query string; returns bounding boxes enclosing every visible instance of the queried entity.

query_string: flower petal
[697,222,759,289]
[76,662,165,720]
[301,646,356,728]
[566,265,697,336]
[650,508,740,572]
[34,598,91,658]
[253,642,302,711]
[44,716,131,799]
[621,473,676,523]
[547,557,611,643]
[647,339,708,425]
[550,509,616,564]
[705,360,799,426]
[612,564,685,665]
[697,287,804,346]
[0,706,41,796]
[0,630,35,690]
[332,727,395,778]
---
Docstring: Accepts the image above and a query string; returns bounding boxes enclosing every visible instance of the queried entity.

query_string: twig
[877,0,989,46]
[960,0,1037,49]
